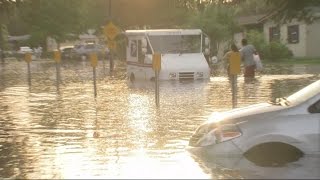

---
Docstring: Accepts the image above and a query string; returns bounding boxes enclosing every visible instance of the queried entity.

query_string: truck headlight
[196,72,203,77]
[169,72,176,78]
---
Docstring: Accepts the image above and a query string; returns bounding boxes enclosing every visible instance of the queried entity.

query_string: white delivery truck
[125,29,211,81]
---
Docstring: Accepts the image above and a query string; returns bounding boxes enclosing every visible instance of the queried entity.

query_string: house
[260,18,320,58]
[235,14,320,58]
[233,14,266,49]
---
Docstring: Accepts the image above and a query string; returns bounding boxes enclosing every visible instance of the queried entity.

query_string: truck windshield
[148,35,201,54]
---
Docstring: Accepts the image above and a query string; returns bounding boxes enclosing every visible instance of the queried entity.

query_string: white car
[17,46,33,54]
[189,79,320,157]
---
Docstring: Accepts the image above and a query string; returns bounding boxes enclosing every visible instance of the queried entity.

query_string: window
[138,40,144,63]
[308,100,320,113]
[287,25,299,44]
[130,40,137,57]
[148,35,201,54]
[269,26,280,42]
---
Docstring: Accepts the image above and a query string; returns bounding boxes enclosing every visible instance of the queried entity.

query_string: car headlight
[190,123,242,147]
[169,72,176,78]
[196,72,203,77]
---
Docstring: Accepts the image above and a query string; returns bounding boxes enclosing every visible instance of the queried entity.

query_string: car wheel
[244,142,303,167]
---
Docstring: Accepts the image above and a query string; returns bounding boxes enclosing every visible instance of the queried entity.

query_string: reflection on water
[0,59,319,179]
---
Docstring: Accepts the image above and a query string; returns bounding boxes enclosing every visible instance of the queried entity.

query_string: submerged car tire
[130,73,135,83]
[244,142,303,167]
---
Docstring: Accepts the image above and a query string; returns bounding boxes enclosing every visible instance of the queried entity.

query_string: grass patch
[265,58,320,65]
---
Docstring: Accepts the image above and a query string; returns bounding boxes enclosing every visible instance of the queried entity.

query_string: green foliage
[20,0,86,45]
[188,4,240,53]
[246,30,267,57]
[246,30,292,60]
[264,41,293,61]
[265,0,320,24]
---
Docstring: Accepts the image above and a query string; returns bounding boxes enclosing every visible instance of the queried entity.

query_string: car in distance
[17,46,33,54]
[188,80,320,160]
[74,43,105,60]
[60,46,76,60]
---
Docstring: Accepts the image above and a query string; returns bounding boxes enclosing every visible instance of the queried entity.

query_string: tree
[265,0,320,24]
[0,0,16,49]
[188,3,240,57]
[227,0,320,24]
[20,0,87,48]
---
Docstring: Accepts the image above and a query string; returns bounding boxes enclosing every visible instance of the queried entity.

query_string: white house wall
[306,20,320,57]
[263,19,307,57]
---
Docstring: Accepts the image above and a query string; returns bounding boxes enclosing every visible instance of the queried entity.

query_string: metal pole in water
[56,62,60,88]
[109,52,114,76]
[93,67,97,97]
[152,52,161,108]
[24,53,32,86]
[27,62,31,86]
[54,51,61,88]
[155,71,160,107]
[90,53,98,97]
[231,75,238,108]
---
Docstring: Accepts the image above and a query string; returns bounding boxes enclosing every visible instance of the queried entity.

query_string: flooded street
[0,59,319,179]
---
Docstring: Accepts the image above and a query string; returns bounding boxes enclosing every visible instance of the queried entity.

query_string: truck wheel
[130,73,135,82]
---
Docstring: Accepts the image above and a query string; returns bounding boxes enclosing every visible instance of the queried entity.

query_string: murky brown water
[0,59,319,179]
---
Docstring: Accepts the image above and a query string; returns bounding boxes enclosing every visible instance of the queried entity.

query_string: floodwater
[0,58,319,179]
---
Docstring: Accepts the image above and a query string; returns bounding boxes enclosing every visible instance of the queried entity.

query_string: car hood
[206,103,287,124]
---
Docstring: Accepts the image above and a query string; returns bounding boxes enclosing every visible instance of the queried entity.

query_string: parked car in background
[189,80,320,160]
[60,46,76,60]
[74,43,105,59]
[17,46,33,54]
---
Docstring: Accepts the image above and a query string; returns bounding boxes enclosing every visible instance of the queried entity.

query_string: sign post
[90,53,98,97]
[54,51,61,89]
[229,52,241,108]
[103,21,120,76]
[152,53,161,107]
[24,53,32,86]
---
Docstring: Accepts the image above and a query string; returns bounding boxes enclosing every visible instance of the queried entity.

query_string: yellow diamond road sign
[103,22,120,40]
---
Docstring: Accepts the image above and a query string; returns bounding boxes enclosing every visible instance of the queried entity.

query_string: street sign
[24,53,32,63]
[53,51,61,63]
[90,53,98,68]
[152,53,161,71]
[229,52,241,75]
[103,22,120,40]
[107,40,117,50]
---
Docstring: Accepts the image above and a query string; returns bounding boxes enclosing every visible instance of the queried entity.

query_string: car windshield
[148,35,201,54]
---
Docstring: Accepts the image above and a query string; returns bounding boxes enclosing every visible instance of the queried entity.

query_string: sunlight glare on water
[0,59,319,179]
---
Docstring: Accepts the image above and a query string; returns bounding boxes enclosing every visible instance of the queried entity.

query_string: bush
[263,41,293,61]
[245,30,292,61]
[246,30,267,57]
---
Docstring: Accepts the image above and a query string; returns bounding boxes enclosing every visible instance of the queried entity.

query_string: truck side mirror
[204,48,210,55]
[142,47,147,54]
[141,38,147,48]
[205,37,210,47]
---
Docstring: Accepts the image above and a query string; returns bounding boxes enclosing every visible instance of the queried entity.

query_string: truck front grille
[179,72,194,80]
